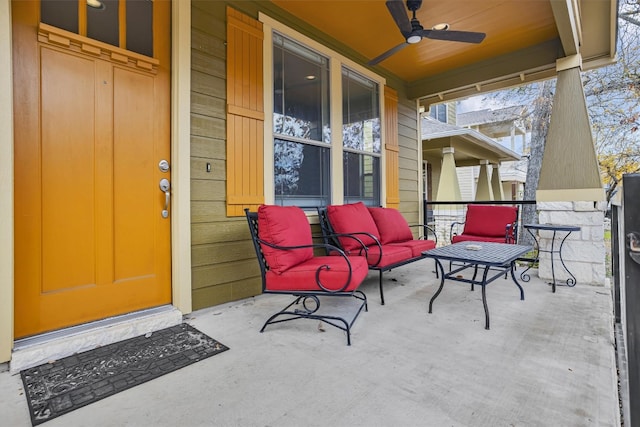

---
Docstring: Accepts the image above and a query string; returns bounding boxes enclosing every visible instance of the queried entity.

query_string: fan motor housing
[406,0,422,12]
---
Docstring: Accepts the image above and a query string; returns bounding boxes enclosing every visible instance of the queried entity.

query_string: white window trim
[260,12,386,205]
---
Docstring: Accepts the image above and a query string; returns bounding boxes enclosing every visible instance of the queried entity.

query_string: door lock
[158,159,170,173]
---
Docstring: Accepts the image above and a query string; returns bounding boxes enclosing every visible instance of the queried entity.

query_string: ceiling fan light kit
[368,0,486,66]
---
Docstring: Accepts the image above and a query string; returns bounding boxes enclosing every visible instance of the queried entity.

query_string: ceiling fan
[368,0,486,66]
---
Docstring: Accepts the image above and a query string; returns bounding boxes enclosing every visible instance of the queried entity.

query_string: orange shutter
[226,7,265,216]
[384,86,400,209]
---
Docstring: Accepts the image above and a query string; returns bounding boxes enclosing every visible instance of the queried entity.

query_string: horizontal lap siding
[397,100,421,226]
[188,2,422,310]
[190,2,262,310]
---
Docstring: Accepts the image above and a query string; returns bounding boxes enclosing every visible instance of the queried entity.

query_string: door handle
[159,178,170,218]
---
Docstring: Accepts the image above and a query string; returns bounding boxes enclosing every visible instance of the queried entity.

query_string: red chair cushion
[452,234,509,244]
[264,256,369,292]
[362,244,412,268]
[327,202,380,251]
[388,239,436,257]
[258,205,313,274]
[368,207,414,244]
[463,205,517,238]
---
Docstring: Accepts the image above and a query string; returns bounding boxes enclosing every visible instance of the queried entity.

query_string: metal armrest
[409,223,438,244]
[337,231,383,267]
[450,221,466,240]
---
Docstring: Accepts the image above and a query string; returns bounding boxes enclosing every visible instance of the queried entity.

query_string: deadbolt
[158,159,170,173]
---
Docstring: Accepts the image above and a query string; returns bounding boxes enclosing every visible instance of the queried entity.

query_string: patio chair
[245,205,369,345]
[449,204,519,277]
[450,204,519,244]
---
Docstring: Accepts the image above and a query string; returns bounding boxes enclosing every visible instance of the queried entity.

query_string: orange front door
[12,0,172,338]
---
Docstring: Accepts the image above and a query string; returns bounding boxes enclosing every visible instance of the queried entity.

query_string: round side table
[521,223,581,292]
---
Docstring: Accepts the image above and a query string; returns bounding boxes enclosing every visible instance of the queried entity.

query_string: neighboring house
[0,0,616,369]
[421,112,521,202]
[459,105,530,201]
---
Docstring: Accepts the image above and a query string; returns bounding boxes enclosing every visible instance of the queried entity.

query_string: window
[430,104,447,123]
[41,0,154,57]
[264,16,387,209]
[342,67,381,206]
[273,33,331,207]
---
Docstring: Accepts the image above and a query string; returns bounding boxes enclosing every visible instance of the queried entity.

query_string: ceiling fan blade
[421,29,486,44]
[386,0,412,37]
[368,41,409,66]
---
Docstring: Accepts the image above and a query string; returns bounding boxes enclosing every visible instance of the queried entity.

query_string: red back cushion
[368,207,413,244]
[258,205,313,274]
[326,202,380,251]
[463,205,518,237]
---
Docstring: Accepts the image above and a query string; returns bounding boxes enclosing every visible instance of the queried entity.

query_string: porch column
[475,160,494,201]
[536,58,606,285]
[434,147,461,245]
[435,147,461,201]
[491,164,505,201]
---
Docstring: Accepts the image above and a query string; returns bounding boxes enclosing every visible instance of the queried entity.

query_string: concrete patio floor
[0,261,620,426]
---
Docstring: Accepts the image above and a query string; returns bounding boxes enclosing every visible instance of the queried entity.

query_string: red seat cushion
[264,256,369,292]
[452,234,510,244]
[388,239,436,257]
[361,244,412,268]
[463,205,517,238]
[368,207,414,244]
[327,202,380,251]
[258,205,313,274]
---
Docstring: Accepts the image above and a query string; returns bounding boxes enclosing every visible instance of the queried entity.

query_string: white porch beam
[550,0,581,57]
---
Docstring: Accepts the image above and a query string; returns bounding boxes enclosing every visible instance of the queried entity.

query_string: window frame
[260,13,386,207]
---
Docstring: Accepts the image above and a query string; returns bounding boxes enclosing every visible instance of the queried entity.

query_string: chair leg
[379,271,385,305]
[260,294,367,345]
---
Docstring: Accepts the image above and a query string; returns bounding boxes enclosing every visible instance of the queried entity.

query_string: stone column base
[535,201,607,286]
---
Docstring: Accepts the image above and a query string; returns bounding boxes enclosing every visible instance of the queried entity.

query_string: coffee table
[423,242,533,329]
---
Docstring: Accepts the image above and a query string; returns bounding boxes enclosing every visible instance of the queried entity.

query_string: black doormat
[20,323,229,426]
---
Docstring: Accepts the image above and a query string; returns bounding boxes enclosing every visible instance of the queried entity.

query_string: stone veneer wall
[536,201,607,286]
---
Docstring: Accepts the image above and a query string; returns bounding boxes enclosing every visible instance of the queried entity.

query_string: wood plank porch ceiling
[271,0,616,103]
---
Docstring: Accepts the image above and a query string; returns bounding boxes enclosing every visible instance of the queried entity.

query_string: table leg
[550,230,557,292]
[480,265,491,329]
[428,259,446,314]
[509,261,525,300]
[471,264,479,291]
[520,228,539,282]
[558,232,577,287]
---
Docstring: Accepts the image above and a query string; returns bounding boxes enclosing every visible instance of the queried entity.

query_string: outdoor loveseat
[245,205,368,345]
[317,202,437,305]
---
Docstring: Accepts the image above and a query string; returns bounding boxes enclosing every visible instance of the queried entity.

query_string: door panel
[113,67,156,281]
[41,46,98,293]
[13,0,171,338]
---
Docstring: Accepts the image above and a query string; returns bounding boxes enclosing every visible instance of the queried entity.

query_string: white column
[435,147,461,201]
[434,147,462,245]
[491,164,505,201]
[475,160,494,201]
